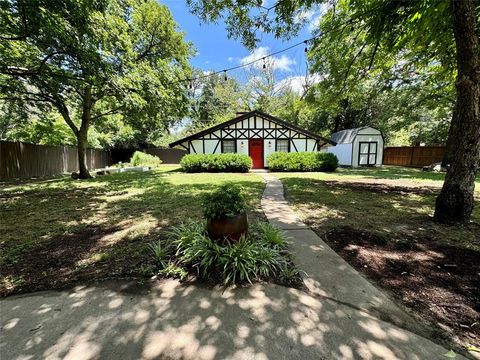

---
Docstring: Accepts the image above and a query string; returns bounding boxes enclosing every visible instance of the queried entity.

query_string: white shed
[327,127,384,167]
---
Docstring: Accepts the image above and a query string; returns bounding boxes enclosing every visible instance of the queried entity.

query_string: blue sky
[162,0,324,91]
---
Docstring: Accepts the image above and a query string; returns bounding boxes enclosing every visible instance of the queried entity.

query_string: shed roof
[331,127,377,144]
[169,110,336,147]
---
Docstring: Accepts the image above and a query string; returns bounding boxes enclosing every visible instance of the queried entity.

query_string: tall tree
[0,0,191,178]
[434,0,479,223]
[188,0,479,223]
[187,71,246,131]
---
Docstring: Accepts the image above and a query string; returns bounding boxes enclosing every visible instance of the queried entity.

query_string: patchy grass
[278,165,480,189]
[0,166,265,296]
[277,169,479,349]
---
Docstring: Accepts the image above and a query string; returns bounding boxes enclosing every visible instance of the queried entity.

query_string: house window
[222,140,236,153]
[276,139,289,152]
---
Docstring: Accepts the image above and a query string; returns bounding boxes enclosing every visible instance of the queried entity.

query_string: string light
[174,11,373,87]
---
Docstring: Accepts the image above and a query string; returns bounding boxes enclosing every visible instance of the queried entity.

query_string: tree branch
[91,106,124,120]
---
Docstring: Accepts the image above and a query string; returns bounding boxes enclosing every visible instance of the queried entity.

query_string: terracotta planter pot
[207,213,248,243]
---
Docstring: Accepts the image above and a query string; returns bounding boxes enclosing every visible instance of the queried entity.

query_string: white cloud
[295,9,315,24]
[294,5,329,33]
[227,56,235,62]
[307,14,323,32]
[240,47,295,72]
[275,74,323,94]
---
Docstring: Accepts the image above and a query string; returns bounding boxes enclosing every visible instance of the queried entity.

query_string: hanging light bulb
[224,70,227,81]
[304,40,308,53]
[189,80,193,90]
[262,57,266,69]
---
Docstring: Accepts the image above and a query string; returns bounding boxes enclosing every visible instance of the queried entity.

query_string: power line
[182,13,360,86]
[186,39,311,86]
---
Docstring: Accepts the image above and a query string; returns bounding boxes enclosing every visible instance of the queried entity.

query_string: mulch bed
[322,225,480,348]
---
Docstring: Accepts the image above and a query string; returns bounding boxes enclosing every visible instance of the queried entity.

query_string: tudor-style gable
[170,110,334,151]
[169,110,335,167]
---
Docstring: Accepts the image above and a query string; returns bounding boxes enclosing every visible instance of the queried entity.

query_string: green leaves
[202,183,247,219]
[180,154,253,173]
[267,152,339,172]
[1,0,192,149]
[169,220,297,285]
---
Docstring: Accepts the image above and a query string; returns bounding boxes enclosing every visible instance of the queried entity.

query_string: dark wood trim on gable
[169,110,336,148]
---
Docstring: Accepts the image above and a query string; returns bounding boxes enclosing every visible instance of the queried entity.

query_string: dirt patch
[0,225,157,297]
[321,179,440,196]
[322,225,480,347]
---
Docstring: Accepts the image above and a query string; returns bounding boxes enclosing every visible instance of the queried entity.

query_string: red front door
[249,139,264,169]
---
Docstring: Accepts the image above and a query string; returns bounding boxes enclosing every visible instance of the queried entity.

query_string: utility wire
[184,39,311,85]
[181,12,362,86]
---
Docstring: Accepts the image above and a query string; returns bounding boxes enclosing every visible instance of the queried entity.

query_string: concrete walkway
[0,174,468,360]
[260,173,426,330]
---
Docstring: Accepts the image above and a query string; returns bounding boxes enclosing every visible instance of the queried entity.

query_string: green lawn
[0,167,265,295]
[276,166,480,250]
[276,168,479,347]
[277,165,480,188]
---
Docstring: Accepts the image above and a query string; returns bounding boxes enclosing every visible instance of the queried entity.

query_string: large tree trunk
[77,86,93,179]
[76,128,91,179]
[434,0,480,223]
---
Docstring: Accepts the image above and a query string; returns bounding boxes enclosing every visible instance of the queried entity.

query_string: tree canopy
[187,0,479,223]
[0,0,192,176]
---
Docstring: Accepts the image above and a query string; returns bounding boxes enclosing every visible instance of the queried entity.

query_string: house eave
[169,110,336,147]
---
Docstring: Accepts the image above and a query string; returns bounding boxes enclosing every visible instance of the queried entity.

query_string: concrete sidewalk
[260,173,425,330]
[0,174,469,360]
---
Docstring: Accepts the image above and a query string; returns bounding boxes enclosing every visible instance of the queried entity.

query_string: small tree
[0,0,191,178]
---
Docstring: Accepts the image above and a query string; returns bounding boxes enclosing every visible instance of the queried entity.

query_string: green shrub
[130,151,162,167]
[148,241,170,268]
[159,262,188,280]
[167,220,298,286]
[249,221,287,249]
[202,183,247,219]
[180,153,252,173]
[267,152,338,172]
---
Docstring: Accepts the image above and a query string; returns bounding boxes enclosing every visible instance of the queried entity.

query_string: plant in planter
[202,183,248,242]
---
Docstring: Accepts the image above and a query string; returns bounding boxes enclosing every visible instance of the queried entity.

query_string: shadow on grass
[280,175,480,347]
[0,170,265,296]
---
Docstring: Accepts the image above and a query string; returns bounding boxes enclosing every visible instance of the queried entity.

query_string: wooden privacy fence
[110,147,187,164]
[144,148,187,164]
[0,141,111,180]
[383,146,446,167]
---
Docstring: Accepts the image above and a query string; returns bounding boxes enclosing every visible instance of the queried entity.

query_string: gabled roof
[169,110,336,147]
[331,127,370,144]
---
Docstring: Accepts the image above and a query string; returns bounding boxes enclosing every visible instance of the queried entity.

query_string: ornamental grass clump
[165,220,297,286]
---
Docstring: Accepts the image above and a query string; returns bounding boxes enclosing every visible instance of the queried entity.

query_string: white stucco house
[326,127,384,167]
[169,110,336,169]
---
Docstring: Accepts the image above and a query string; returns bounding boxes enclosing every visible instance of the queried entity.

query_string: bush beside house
[180,154,252,173]
[130,151,162,167]
[267,152,338,172]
